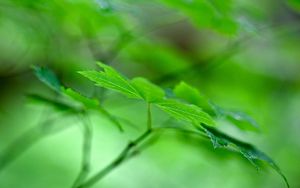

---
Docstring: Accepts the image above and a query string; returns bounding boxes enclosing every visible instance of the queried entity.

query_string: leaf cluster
[79,62,288,187]
[30,63,289,187]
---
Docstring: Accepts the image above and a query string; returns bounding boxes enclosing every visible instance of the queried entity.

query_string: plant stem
[77,129,152,188]
[147,103,152,130]
[98,107,123,132]
[77,104,153,188]
[71,114,93,188]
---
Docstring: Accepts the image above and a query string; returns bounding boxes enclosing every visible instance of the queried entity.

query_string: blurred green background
[0,0,300,187]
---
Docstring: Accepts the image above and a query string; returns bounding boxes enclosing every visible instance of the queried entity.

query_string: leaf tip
[96,61,106,69]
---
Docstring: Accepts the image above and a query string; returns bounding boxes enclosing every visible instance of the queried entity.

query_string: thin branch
[147,103,152,130]
[98,107,124,132]
[76,104,154,188]
[74,105,209,188]
[71,113,93,188]
[126,129,163,159]
[77,129,152,188]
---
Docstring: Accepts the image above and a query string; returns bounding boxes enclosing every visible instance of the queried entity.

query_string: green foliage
[32,66,61,93]
[201,125,289,188]
[79,62,141,99]
[80,62,215,126]
[32,65,123,131]
[287,0,300,12]
[174,81,212,111]
[174,81,259,131]
[211,103,259,131]
[79,62,288,187]
[1,0,295,187]
[157,99,215,126]
[29,63,289,187]
[131,77,165,103]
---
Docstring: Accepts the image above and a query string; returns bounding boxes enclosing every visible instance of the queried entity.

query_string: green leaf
[201,125,289,188]
[156,99,215,126]
[131,77,165,103]
[287,0,300,12]
[79,62,142,99]
[32,65,123,131]
[174,82,259,131]
[174,81,212,111]
[211,103,259,131]
[79,63,215,127]
[32,65,62,93]
[62,88,99,109]
[225,111,259,131]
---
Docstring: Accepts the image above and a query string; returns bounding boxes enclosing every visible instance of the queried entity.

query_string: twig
[77,129,152,188]
[147,103,152,130]
[76,103,154,188]
[98,106,124,132]
[126,129,163,159]
[71,113,93,188]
